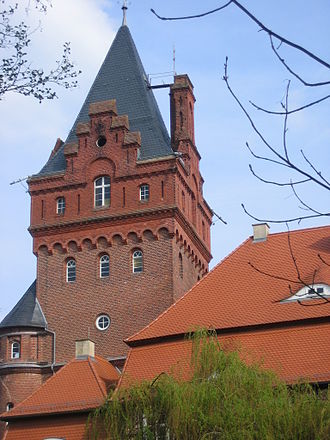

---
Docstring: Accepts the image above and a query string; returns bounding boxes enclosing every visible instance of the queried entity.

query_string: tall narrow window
[179,253,183,278]
[66,259,76,282]
[123,187,126,207]
[132,250,143,273]
[202,220,205,241]
[140,184,149,201]
[182,191,185,212]
[56,197,65,214]
[100,254,110,278]
[94,176,110,207]
[11,341,20,359]
[161,181,164,199]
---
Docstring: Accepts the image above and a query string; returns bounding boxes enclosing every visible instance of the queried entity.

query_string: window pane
[100,255,110,278]
[133,250,143,273]
[67,260,76,282]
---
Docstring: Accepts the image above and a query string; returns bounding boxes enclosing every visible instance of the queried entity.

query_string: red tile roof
[4,414,87,440]
[127,226,330,343]
[120,323,330,388]
[1,356,119,420]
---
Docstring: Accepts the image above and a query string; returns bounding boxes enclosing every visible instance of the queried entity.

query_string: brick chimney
[170,74,196,149]
[75,339,95,358]
[252,223,270,242]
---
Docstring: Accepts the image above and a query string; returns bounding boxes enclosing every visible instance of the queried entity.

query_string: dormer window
[281,283,330,303]
[11,341,20,359]
[56,197,65,214]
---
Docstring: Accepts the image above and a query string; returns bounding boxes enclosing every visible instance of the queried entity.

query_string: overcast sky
[0,0,329,321]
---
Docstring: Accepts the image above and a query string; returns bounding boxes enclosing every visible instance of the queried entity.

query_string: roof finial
[122,0,128,26]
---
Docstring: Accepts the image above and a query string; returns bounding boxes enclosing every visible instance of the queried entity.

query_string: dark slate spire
[0,281,47,329]
[37,25,172,176]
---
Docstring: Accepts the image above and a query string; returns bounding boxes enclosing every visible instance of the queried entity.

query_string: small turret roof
[0,281,47,329]
[37,25,172,177]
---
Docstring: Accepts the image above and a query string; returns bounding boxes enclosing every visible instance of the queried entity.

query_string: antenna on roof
[10,176,29,192]
[173,44,177,76]
[122,0,128,26]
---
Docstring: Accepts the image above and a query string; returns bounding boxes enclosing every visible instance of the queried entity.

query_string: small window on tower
[6,402,14,412]
[140,184,149,201]
[66,259,76,283]
[179,253,183,278]
[132,249,143,273]
[56,197,65,214]
[100,254,110,278]
[11,341,20,359]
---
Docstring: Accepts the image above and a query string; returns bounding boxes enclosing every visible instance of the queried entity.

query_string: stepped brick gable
[0,22,212,435]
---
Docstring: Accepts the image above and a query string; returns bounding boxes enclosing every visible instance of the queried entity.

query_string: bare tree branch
[151,0,330,70]
[249,165,310,187]
[249,93,330,116]
[223,59,330,192]
[269,35,330,87]
[241,203,329,224]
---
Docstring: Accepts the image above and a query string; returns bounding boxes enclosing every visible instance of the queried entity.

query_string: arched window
[132,249,143,273]
[179,253,183,278]
[11,341,20,359]
[139,184,149,201]
[56,197,65,214]
[94,176,110,207]
[100,254,110,278]
[66,259,76,282]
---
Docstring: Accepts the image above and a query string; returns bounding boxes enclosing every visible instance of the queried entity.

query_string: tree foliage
[0,0,81,101]
[88,330,329,439]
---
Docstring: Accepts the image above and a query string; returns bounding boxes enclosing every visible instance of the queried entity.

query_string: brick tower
[0,20,212,433]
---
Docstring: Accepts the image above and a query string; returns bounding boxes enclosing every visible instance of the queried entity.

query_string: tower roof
[0,281,47,329]
[37,25,172,177]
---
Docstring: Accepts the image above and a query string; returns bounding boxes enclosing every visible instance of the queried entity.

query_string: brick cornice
[29,206,178,236]
[174,209,212,262]
[29,181,87,196]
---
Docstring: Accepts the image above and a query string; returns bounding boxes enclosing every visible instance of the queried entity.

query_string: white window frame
[139,184,149,201]
[66,259,76,283]
[11,341,20,359]
[94,176,110,207]
[281,283,330,303]
[56,197,65,214]
[96,314,110,331]
[100,254,110,278]
[132,249,143,273]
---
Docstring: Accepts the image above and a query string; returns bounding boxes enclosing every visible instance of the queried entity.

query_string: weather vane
[122,0,128,26]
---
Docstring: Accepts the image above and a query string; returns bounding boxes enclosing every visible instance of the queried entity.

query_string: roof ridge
[126,236,251,343]
[87,356,108,397]
[263,224,330,239]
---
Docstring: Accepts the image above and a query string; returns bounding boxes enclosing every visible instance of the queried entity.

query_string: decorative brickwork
[0,23,213,434]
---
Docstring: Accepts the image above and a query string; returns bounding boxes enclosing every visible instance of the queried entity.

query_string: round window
[96,136,107,147]
[96,314,110,331]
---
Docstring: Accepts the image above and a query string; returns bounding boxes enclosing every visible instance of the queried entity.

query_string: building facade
[0,23,212,436]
